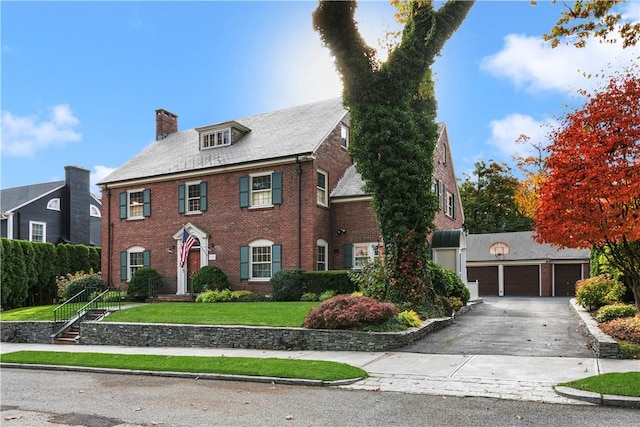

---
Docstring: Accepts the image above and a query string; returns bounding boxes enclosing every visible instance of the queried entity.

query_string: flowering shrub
[596,303,638,322]
[575,275,626,311]
[56,271,104,300]
[303,295,398,330]
[599,315,640,344]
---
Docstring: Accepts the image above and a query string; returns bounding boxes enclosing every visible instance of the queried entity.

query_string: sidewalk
[1,342,638,406]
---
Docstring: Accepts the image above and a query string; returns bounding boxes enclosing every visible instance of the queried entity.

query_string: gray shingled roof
[1,181,65,213]
[467,231,590,262]
[99,98,347,185]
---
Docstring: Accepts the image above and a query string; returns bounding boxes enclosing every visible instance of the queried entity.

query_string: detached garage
[466,232,590,297]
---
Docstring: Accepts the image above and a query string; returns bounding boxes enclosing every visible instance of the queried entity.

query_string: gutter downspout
[106,188,112,288]
[296,159,302,269]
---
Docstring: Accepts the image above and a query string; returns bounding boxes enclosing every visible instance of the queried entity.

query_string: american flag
[179,228,196,267]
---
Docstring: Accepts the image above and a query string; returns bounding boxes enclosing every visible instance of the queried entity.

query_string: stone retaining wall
[1,321,53,344]
[569,298,619,358]
[79,317,453,352]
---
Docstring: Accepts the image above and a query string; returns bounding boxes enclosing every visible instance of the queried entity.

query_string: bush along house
[99,98,466,296]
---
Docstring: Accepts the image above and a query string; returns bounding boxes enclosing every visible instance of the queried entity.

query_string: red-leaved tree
[535,67,640,310]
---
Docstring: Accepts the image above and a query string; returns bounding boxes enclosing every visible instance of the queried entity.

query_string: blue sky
[2,1,638,195]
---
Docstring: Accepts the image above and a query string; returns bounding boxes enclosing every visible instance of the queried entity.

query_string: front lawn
[0,351,366,382]
[0,305,60,321]
[559,372,640,397]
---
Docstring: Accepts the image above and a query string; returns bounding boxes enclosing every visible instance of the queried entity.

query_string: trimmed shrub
[599,315,640,344]
[195,289,234,303]
[319,289,336,301]
[127,267,163,300]
[1,238,28,310]
[192,266,230,293]
[429,261,470,304]
[348,259,388,300]
[301,292,318,302]
[270,269,306,301]
[62,273,106,300]
[305,270,356,295]
[398,310,422,327]
[303,295,398,329]
[596,303,638,322]
[576,275,626,311]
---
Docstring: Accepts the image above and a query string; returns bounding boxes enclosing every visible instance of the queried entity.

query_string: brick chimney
[155,109,178,140]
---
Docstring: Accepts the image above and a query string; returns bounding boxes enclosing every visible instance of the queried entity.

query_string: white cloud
[488,113,556,160]
[90,165,117,195]
[480,33,637,95]
[1,104,82,157]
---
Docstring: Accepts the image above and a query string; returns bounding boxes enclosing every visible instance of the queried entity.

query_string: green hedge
[0,238,101,310]
[269,269,356,301]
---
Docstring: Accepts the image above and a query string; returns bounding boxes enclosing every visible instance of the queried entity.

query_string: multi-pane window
[29,221,46,243]
[317,170,327,206]
[446,191,455,218]
[129,251,144,279]
[251,246,272,279]
[128,191,144,218]
[251,175,272,206]
[201,129,230,148]
[187,183,201,213]
[46,198,60,211]
[341,124,350,148]
[317,240,328,271]
[353,243,380,269]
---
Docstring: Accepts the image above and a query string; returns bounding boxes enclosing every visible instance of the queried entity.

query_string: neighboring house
[99,98,466,295]
[466,231,590,297]
[1,165,102,246]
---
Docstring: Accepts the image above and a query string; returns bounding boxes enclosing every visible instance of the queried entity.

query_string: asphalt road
[401,297,595,357]
[2,369,639,427]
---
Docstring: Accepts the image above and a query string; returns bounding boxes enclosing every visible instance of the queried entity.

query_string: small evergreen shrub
[303,295,398,329]
[599,315,640,344]
[127,267,163,300]
[319,289,336,301]
[429,261,470,304]
[61,272,106,300]
[575,275,626,311]
[195,289,233,303]
[270,269,306,301]
[192,266,230,293]
[348,259,388,300]
[300,292,318,302]
[305,270,356,295]
[398,310,422,327]
[596,303,638,322]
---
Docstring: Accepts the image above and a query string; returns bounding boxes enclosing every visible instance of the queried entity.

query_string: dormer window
[197,121,251,150]
[201,129,230,148]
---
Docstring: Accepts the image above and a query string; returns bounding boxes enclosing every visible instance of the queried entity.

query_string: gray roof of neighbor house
[99,98,347,185]
[467,231,590,262]
[1,181,65,213]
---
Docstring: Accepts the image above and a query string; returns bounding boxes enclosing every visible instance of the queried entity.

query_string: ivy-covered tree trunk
[313,1,473,312]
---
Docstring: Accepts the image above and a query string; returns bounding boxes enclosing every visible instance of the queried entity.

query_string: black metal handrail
[52,288,122,334]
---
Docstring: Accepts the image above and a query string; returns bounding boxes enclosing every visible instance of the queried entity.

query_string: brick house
[99,99,465,295]
[1,165,101,246]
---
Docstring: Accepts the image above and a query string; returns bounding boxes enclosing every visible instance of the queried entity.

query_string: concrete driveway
[401,297,595,357]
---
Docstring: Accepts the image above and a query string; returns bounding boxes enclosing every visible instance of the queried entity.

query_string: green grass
[0,305,60,321]
[618,340,640,359]
[0,351,366,382]
[559,372,640,397]
[101,302,319,327]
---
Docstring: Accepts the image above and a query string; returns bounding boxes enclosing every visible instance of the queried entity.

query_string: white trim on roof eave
[99,155,313,190]
[310,110,349,155]
[466,258,589,266]
[330,195,372,204]
[5,184,65,213]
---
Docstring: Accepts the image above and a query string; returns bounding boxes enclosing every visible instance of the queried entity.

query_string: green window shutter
[452,193,456,219]
[443,184,447,212]
[343,243,353,269]
[272,244,282,275]
[143,250,150,267]
[200,181,208,212]
[272,172,282,205]
[240,245,249,279]
[143,189,151,217]
[120,251,127,280]
[178,184,185,214]
[239,176,249,208]
[119,192,127,219]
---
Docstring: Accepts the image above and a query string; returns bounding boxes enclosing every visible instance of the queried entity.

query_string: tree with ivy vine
[313,0,473,313]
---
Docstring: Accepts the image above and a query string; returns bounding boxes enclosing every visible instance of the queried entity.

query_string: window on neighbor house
[90,205,101,218]
[353,243,380,269]
[201,129,230,148]
[445,190,456,218]
[317,170,328,206]
[317,239,328,271]
[46,198,60,211]
[120,247,150,281]
[29,221,46,243]
[120,189,150,219]
[341,124,350,149]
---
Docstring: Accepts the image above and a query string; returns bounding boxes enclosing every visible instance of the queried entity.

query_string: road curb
[554,385,640,409]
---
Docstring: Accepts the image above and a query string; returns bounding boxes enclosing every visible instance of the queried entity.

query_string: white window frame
[127,189,145,219]
[249,239,273,281]
[250,173,272,208]
[90,205,101,218]
[185,181,202,214]
[353,243,380,269]
[317,169,328,206]
[201,128,230,149]
[445,190,455,218]
[127,246,145,281]
[341,124,350,149]
[46,198,61,211]
[317,239,328,271]
[29,221,46,243]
